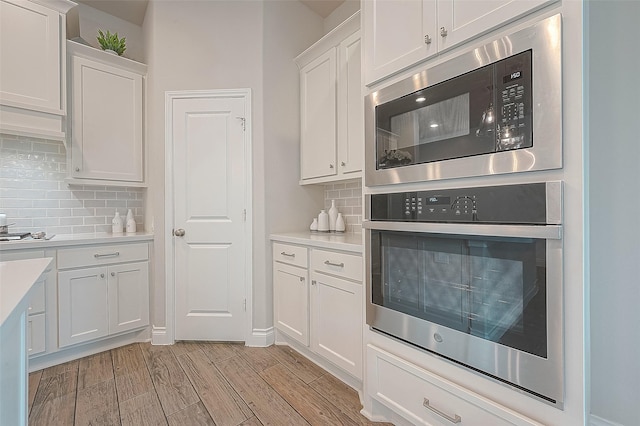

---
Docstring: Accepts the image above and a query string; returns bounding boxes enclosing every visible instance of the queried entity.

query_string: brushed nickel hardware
[100,273,105,278]
[440,27,448,37]
[424,34,432,44]
[311,280,316,286]
[173,228,185,237]
[94,252,120,258]
[324,260,344,268]
[341,161,346,166]
[280,252,295,257]
[423,398,461,424]
[329,164,335,169]
[299,277,304,282]
[236,117,246,131]
[111,272,115,277]
[75,167,80,172]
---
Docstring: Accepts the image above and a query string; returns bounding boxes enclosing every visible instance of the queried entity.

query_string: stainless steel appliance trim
[365,14,562,186]
[363,220,562,240]
[364,228,564,407]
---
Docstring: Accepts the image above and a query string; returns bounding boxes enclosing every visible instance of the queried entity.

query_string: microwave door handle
[362,220,562,240]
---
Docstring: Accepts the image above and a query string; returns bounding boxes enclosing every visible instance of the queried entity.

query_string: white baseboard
[245,327,274,347]
[151,326,171,345]
[589,414,623,426]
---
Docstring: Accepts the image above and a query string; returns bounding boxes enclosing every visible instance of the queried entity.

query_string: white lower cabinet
[57,243,150,348]
[273,242,363,380]
[367,345,542,426]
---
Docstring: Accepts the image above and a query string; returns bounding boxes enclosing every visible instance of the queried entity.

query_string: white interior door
[171,92,248,341]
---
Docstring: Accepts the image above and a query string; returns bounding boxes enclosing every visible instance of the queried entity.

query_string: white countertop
[0,232,154,252]
[270,231,363,253]
[0,257,52,325]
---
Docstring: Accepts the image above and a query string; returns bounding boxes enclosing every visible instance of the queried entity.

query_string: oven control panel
[370,182,550,224]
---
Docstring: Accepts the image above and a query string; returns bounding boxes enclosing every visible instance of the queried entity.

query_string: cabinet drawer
[367,345,541,426]
[273,243,308,268]
[28,280,46,315]
[311,249,362,282]
[58,243,149,269]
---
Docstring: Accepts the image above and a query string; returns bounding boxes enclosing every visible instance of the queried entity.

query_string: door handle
[173,228,186,237]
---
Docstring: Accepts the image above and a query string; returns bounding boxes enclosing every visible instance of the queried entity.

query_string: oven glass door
[374,50,532,170]
[371,229,546,358]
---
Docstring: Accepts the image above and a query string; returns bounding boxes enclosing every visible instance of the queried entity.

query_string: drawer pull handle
[280,252,295,257]
[423,398,461,424]
[94,252,120,258]
[324,260,344,268]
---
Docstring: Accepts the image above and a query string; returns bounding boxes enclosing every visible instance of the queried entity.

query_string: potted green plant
[96,30,126,56]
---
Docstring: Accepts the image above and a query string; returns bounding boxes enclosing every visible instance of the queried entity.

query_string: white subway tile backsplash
[0,134,145,235]
[324,178,363,234]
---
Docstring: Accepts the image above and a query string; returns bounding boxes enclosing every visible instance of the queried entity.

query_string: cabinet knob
[111,272,115,277]
[341,161,346,167]
[75,167,80,172]
[424,34,432,45]
[440,27,448,37]
[100,273,105,278]
[329,164,334,169]
[173,228,186,237]
[311,280,316,286]
[299,277,304,282]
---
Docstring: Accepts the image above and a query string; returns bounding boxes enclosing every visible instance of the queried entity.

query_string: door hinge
[243,209,246,222]
[243,298,247,311]
[236,116,246,131]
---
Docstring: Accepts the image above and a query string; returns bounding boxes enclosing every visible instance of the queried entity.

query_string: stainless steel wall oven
[365,14,562,186]
[364,182,564,407]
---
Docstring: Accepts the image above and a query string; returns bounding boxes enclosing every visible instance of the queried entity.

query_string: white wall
[143,0,326,336]
[74,3,145,63]
[585,2,640,425]
[262,1,325,330]
[324,0,360,34]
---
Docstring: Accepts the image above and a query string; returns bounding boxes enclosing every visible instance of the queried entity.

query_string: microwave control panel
[370,182,548,224]
[495,50,533,151]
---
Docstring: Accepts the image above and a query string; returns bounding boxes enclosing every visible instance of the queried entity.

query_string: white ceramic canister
[328,199,338,232]
[335,213,346,232]
[310,218,318,232]
[112,211,124,234]
[126,209,137,234]
[317,210,329,232]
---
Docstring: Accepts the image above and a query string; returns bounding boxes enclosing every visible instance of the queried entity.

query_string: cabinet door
[107,261,150,334]
[337,31,363,176]
[58,267,109,347]
[311,272,362,379]
[0,0,62,113]
[274,262,309,346]
[300,48,337,180]
[70,55,143,182]
[437,0,557,51]
[27,313,46,356]
[363,0,437,86]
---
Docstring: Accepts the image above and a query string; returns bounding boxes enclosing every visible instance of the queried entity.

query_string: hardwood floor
[28,342,392,426]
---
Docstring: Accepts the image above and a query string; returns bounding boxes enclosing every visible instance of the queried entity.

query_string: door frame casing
[162,88,253,345]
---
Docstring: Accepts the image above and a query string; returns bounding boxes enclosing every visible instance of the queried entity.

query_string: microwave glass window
[371,230,547,358]
[375,50,533,170]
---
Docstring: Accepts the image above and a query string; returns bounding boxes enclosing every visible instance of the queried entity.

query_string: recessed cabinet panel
[300,49,337,180]
[311,272,362,379]
[338,31,363,175]
[108,261,149,334]
[58,267,109,348]
[27,313,46,356]
[0,0,61,112]
[274,262,309,346]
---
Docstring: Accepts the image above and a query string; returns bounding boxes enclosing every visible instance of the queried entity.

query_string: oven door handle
[363,220,562,240]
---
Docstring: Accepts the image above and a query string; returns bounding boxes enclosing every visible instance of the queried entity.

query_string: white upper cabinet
[296,12,362,185]
[364,0,557,86]
[0,0,75,140]
[67,41,146,186]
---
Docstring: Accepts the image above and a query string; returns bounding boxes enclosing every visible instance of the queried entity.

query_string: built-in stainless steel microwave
[365,14,562,186]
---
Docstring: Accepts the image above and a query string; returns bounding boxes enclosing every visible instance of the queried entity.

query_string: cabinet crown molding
[28,0,77,14]
[295,10,360,68]
[67,40,147,75]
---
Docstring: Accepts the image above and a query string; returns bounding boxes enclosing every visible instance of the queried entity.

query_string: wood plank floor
[28,342,393,426]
